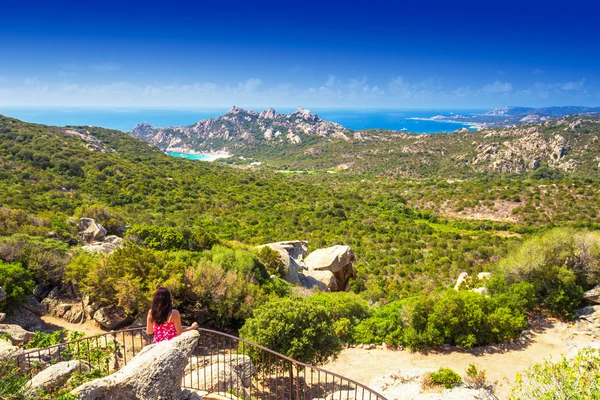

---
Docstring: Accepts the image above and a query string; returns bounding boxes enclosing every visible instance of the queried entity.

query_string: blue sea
[0,107,483,133]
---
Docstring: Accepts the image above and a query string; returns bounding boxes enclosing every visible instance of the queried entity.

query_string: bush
[25,330,65,349]
[0,260,34,311]
[509,348,600,399]
[305,292,371,343]
[239,297,342,366]
[426,367,462,389]
[256,246,287,277]
[497,228,600,319]
[0,234,70,284]
[127,225,219,251]
[354,290,527,350]
[0,359,28,398]
[464,363,495,392]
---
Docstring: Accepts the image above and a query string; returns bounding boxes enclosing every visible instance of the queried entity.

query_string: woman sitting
[146,287,198,343]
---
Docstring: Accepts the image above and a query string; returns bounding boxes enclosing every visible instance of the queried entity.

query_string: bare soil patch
[323,318,596,400]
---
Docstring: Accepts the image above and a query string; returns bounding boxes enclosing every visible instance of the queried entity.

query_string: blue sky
[0,0,598,109]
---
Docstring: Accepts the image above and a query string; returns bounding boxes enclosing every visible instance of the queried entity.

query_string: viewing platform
[15,327,387,400]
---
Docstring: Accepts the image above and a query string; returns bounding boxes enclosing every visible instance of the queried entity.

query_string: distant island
[412,106,600,128]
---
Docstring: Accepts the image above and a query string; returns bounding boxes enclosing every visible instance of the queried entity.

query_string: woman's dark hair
[151,287,173,325]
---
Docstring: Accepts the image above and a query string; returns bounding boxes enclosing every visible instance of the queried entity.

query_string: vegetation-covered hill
[222,116,600,178]
[1,113,600,354]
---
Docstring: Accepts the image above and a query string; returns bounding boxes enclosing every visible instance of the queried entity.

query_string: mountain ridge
[129,106,354,153]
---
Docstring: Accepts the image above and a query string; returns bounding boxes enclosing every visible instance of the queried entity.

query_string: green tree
[239,298,342,366]
[0,261,34,311]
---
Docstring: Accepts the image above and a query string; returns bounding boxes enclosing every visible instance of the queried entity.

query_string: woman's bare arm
[146,310,153,335]
[172,310,198,335]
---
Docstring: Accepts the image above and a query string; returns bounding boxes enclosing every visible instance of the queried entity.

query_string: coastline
[165,150,232,161]
[407,116,484,130]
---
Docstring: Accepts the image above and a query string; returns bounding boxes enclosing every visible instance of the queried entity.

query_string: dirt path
[323,319,596,400]
[41,315,106,337]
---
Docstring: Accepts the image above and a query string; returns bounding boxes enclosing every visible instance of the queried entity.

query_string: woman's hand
[190,322,199,330]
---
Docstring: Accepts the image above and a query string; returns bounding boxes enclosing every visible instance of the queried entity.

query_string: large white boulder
[23,360,91,398]
[304,245,354,273]
[71,330,200,399]
[454,272,469,291]
[79,218,107,243]
[303,245,356,292]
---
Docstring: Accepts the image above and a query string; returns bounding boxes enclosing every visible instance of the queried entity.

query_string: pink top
[152,311,178,343]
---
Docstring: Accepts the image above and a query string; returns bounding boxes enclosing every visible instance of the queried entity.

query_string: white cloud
[89,62,121,72]
[237,78,262,92]
[0,74,594,108]
[533,68,545,75]
[325,75,337,88]
[482,81,512,94]
[561,79,585,91]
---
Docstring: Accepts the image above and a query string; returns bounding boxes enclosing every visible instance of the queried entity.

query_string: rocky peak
[259,108,277,119]
[295,106,320,122]
[131,122,154,134]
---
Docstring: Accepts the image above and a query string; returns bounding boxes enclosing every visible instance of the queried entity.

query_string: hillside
[129,106,353,152]
[221,116,600,179]
[0,114,517,300]
[129,107,600,178]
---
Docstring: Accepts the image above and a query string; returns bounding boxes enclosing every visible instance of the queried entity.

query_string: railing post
[289,361,294,400]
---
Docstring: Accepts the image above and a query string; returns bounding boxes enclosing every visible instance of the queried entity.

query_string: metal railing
[15,327,149,375]
[13,327,387,400]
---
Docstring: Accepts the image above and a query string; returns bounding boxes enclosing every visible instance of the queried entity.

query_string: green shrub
[256,246,287,277]
[0,260,34,311]
[354,290,527,350]
[25,330,65,349]
[0,359,28,398]
[497,228,600,320]
[509,348,600,399]
[127,225,219,251]
[428,367,462,389]
[239,297,342,366]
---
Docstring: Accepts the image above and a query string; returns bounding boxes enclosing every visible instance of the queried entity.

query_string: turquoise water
[0,107,483,133]
[165,151,225,161]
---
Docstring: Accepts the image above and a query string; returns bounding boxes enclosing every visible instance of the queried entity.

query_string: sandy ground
[323,318,596,400]
[41,315,106,337]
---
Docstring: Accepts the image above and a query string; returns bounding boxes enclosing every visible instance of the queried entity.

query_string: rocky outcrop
[454,272,491,294]
[129,106,354,152]
[0,286,6,301]
[303,245,356,292]
[257,241,308,285]
[71,330,200,399]
[0,338,19,361]
[370,369,496,400]
[79,218,107,243]
[23,360,91,398]
[93,305,133,330]
[82,235,124,254]
[584,285,600,304]
[22,295,47,317]
[0,323,35,345]
[3,306,43,330]
[43,296,86,324]
[183,354,256,397]
[256,242,357,292]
